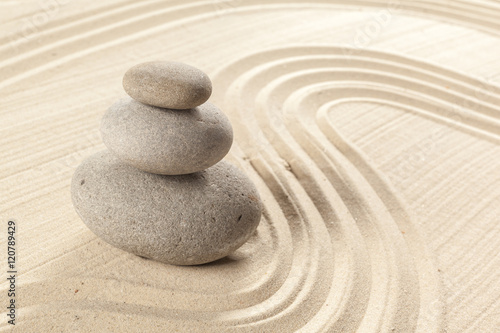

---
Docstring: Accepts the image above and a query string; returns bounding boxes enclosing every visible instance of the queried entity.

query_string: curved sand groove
[211,47,445,332]
[6,46,499,332]
[3,0,500,91]
[2,1,500,332]
[209,45,500,331]
[1,161,340,332]
[256,82,423,332]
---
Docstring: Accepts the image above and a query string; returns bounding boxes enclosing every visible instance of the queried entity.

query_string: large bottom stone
[71,150,262,265]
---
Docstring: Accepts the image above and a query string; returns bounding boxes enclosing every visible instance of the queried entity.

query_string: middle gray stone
[101,97,233,175]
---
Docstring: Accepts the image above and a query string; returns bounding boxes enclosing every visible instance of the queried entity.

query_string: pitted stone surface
[71,151,262,266]
[123,61,212,109]
[101,97,233,175]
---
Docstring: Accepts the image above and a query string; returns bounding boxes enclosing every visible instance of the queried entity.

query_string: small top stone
[123,61,212,109]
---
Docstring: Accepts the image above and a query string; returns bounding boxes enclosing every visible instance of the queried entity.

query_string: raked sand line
[3,0,500,60]
[211,45,499,331]
[4,44,499,332]
[0,46,430,330]
[2,0,500,91]
[3,48,499,201]
[1,1,500,330]
[0,159,324,332]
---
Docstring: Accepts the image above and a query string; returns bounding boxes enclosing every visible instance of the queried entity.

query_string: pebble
[101,97,233,175]
[71,151,262,266]
[123,61,212,109]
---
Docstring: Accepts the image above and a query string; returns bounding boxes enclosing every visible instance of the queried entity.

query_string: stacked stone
[71,61,262,266]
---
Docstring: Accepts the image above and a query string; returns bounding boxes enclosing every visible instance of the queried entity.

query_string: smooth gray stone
[71,151,262,266]
[123,61,212,109]
[101,97,233,175]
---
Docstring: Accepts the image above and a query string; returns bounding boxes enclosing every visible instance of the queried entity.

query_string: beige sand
[1,0,499,332]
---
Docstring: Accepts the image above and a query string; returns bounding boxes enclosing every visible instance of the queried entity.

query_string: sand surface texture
[1,1,500,332]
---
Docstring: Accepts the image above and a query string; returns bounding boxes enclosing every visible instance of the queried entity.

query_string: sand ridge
[1,1,500,332]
